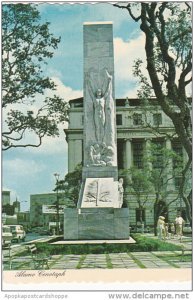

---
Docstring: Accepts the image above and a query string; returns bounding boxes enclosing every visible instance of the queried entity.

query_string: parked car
[183,223,192,234]
[8,225,26,242]
[2,225,13,247]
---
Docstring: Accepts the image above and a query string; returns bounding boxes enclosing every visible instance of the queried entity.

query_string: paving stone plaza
[3,250,192,271]
[3,235,192,270]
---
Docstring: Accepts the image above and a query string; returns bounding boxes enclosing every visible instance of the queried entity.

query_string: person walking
[157,216,166,239]
[170,223,175,239]
[175,213,185,240]
[164,223,169,239]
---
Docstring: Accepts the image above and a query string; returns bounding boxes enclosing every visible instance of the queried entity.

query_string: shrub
[34,234,182,255]
[130,234,183,252]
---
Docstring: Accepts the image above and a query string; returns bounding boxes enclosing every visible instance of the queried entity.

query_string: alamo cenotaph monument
[64,22,129,240]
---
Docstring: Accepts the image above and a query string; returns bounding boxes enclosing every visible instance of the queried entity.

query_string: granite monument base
[82,166,118,180]
[63,207,129,240]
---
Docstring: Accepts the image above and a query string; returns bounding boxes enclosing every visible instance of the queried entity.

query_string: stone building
[64,97,190,229]
[30,193,65,230]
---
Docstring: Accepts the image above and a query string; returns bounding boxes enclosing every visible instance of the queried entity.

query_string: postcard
[1,0,193,298]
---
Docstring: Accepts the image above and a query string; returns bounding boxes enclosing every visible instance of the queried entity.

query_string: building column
[125,138,132,170]
[68,139,83,172]
[145,138,152,170]
[74,139,83,168]
[68,139,75,173]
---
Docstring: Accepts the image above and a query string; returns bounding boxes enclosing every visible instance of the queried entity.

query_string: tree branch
[3,135,43,150]
[113,3,141,22]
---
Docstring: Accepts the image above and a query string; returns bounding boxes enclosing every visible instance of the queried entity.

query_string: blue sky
[2,2,146,211]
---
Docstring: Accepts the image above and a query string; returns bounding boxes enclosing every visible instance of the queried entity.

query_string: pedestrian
[157,216,166,239]
[164,223,169,239]
[170,223,175,239]
[175,213,185,241]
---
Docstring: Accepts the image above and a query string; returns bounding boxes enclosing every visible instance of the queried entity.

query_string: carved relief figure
[87,142,114,167]
[86,69,113,144]
[118,178,124,207]
[88,143,106,166]
[101,143,114,166]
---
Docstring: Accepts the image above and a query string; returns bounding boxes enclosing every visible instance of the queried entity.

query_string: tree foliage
[114,2,192,159]
[2,204,15,216]
[2,4,69,150]
[53,164,82,208]
[120,142,185,234]
[114,2,192,222]
[63,164,82,207]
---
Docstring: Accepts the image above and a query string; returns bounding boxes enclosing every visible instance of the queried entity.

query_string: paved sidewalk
[4,250,191,270]
[53,234,192,270]
[51,251,191,270]
[3,234,192,270]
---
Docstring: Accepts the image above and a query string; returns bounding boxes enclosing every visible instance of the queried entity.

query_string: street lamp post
[54,173,60,235]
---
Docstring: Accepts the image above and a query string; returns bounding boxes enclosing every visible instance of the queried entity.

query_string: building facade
[30,193,65,230]
[64,97,190,229]
[17,211,30,230]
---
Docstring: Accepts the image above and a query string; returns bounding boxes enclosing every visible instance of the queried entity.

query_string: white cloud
[3,78,82,155]
[186,83,192,97]
[114,33,192,99]
[89,3,134,28]
[51,77,83,101]
[114,33,146,82]
[122,86,139,98]
[27,78,82,155]
[3,158,45,177]
[29,125,68,155]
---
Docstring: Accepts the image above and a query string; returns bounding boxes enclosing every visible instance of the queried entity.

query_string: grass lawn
[153,252,192,268]
[33,233,183,255]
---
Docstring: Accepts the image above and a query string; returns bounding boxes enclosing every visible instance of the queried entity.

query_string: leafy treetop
[2,4,69,150]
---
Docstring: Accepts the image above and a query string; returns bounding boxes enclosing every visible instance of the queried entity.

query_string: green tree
[62,164,82,207]
[114,2,192,222]
[53,164,82,208]
[149,142,183,235]
[114,2,192,159]
[121,142,184,235]
[2,4,69,150]
[120,167,153,225]
[130,168,152,225]
[2,204,15,216]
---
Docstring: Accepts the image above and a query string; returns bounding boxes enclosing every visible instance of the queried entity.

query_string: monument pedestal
[64,208,129,240]
[82,166,118,180]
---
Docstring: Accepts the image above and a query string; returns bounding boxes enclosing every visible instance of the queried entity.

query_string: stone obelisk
[64,22,129,240]
[83,22,117,172]
[79,22,119,209]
